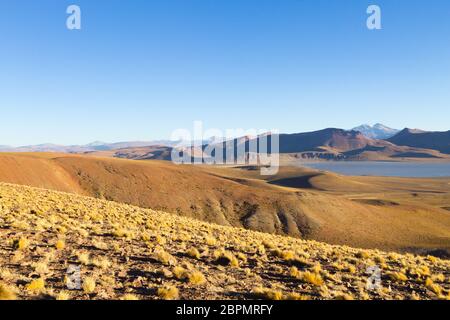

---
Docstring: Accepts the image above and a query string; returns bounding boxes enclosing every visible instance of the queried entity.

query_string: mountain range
[388,128,450,155]
[1,124,449,161]
[351,123,400,139]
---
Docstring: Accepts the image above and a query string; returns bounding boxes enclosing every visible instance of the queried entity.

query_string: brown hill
[278,129,376,153]
[1,182,449,300]
[388,128,450,154]
[84,145,174,161]
[0,153,449,255]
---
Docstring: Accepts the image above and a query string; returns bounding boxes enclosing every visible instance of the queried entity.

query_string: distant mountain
[352,123,399,139]
[277,128,377,153]
[0,139,219,153]
[2,127,450,161]
[387,128,450,154]
[204,128,385,161]
[203,128,450,161]
[0,141,179,153]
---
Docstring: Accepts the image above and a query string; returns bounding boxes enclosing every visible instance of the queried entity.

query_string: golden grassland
[0,182,449,300]
[1,152,450,254]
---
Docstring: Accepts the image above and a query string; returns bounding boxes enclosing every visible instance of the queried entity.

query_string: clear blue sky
[1,0,449,146]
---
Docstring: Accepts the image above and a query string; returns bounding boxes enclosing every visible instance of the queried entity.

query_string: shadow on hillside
[268,175,320,189]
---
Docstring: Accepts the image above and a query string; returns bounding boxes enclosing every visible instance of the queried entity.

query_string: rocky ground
[0,182,449,300]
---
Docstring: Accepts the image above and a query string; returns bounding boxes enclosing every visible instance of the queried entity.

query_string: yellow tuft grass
[55,239,65,250]
[82,277,96,294]
[0,283,17,300]
[387,271,408,282]
[252,287,283,300]
[157,285,179,300]
[187,271,206,285]
[215,251,239,267]
[425,278,442,296]
[154,248,176,266]
[77,252,90,265]
[300,271,324,286]
[26,278,45,293]
[172,266,187,280]
[13,237,29,251]
[56,291,71,300]
[186,248,201,260]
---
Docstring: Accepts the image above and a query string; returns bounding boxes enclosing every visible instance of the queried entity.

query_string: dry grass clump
[0,283,17,300]
[82,277,96,294]
[252,287,283,300]
[77,252,90,265]
[157,285,179,300]
[56,291,71,300]
[171,266,206,285]
[355,251,370,259]
[215,250,239,267]
[271,249,296,261]
[172,266,187,280]
[112,227,133,239]
[187,271,206,285]
[32,261,50,275]
[92,240,108,250]
[409,265,431,279]
[26,278,45,293]
[387,271,408,282]
[154,248,176,266]
[285,292,309,300]
[55,239,65,250]
[301,271,324,286]
[427,255,439,264]
[121,294,139,300]
[425,278,443,296]
[290,266,324,286]
[431,274,446,283]
[12,237,29,251]
[186,248,201,260]
[294,269,324,287]
[334,292,354,300]
[205,236,217,246]
[92,257,111,269]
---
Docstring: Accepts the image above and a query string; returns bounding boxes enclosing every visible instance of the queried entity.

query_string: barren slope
[0,183,449,300]
[0,153,449,254]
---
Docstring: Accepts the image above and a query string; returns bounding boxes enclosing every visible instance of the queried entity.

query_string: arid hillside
[388,128,450,155]
[0,153,449,254]
[0,183,449,300]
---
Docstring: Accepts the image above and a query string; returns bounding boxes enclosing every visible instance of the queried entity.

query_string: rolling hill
[204,129,450,162]
[0,182,449,300]
[387,129,450,155]
[0,153,449,255]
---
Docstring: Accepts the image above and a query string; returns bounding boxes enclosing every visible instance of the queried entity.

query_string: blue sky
[0,0,449,146]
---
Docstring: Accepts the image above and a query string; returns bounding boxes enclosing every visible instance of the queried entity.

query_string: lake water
[300,161,450,178]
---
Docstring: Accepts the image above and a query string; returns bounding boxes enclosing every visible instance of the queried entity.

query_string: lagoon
[300,161,450,178]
